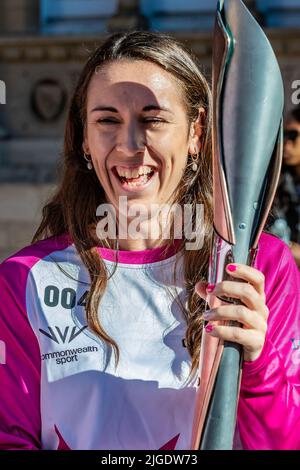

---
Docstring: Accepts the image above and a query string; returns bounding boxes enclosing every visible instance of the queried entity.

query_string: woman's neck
[115,238,170,251]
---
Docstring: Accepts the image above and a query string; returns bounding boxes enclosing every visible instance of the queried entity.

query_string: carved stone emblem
[31,78,67,121]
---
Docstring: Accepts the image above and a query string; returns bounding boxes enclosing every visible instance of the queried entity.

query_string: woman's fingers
[207,280,268,318]
[195,264,269,323]
[225,263,266,298]
[195,265,269,362]
[195,281,223,309]
[205,322,266,362]
[203,304,267,332]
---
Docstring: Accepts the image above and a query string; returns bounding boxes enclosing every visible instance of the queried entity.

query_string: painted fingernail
[227,264,237,272]
[205,324,214,333]
[206,284,215,293]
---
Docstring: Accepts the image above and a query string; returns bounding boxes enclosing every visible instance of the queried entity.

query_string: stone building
[0,0,300,260]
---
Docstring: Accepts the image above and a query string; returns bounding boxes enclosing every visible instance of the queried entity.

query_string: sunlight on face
[83,60,198,215]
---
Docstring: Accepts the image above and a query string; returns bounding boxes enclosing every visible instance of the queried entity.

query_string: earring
[83,152,93,170]
[191,153,198,172]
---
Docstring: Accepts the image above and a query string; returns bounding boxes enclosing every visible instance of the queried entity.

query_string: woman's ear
[188,107,205,155]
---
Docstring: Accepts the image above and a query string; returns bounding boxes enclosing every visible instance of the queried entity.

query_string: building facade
[0,0,300,260]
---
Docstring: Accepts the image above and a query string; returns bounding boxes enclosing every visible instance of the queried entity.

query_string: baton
[191,0,284,450]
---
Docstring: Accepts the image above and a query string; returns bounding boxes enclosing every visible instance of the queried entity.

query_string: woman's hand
[195,263,269,362]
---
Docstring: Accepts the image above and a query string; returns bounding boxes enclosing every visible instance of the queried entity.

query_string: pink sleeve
[0,258,41,449]
[237,234,300,450]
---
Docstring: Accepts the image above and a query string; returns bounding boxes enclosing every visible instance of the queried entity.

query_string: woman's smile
[112,164,158,193]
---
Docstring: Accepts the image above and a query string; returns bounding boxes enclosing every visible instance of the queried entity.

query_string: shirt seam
[101,252,183,269]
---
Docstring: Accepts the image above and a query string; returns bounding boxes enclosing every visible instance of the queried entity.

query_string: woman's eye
[143,118,166,126]
[96,118,120,124]
[95,117,166,126]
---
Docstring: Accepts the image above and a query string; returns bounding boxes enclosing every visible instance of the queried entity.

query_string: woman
[0,31,299,450]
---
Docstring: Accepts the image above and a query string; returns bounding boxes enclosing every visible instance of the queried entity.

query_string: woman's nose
[115,122,145,155]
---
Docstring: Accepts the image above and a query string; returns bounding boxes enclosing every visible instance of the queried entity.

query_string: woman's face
[83,59,202,216]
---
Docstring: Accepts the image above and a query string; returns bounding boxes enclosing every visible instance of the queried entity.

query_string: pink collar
[98,240,182,264]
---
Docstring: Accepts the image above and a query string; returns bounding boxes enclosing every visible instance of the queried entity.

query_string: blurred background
[0,0,299,261]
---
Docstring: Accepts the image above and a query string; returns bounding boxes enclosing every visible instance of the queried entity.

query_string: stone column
[107,0,148,32]
[0,0,40,35]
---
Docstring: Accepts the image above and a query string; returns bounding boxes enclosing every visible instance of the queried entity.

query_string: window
[256,0,300,27]
[140,0,216,31]
[41,0,118,35]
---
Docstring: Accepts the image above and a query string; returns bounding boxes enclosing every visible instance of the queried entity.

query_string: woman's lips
[112,166,157,193]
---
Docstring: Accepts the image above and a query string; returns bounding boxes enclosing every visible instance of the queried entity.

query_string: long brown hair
[32,31,213,376]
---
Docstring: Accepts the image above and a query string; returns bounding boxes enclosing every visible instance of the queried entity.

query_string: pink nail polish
[205,324,214,333]
[227,264,237,272]
[206,284,215,293]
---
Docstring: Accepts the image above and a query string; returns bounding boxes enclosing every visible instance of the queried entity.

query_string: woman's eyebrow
[91,106,118,113]
[90,104,173,113]
[143,105,173,113]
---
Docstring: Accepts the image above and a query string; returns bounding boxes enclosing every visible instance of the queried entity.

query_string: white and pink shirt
[0,232,299,450]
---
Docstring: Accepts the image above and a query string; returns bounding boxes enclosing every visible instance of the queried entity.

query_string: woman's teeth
[116,166,153,178]
[115,166,154,187]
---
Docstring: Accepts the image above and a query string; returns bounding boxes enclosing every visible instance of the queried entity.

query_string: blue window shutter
[41,0,118,34]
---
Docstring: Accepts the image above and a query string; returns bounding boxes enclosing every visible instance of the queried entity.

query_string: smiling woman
[0,31,300,451]
[82,58,205,244]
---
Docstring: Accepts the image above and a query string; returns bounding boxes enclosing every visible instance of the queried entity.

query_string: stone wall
[0,184,55,261]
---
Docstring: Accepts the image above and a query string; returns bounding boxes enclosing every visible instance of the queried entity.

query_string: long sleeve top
[0,232,299,450]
